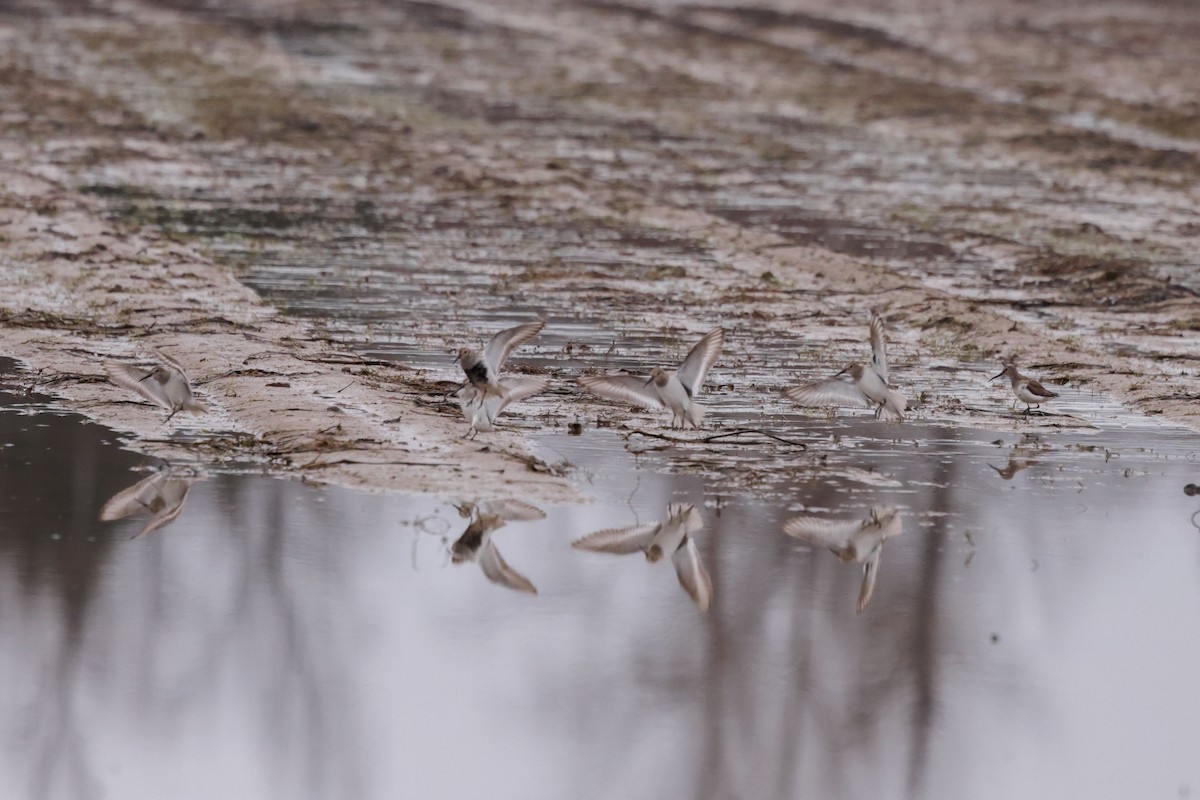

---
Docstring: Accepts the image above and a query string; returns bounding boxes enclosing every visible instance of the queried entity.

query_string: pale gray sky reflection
[1,395,1199,799]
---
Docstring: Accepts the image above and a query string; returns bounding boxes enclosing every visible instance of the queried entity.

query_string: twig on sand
[622,427,807,447]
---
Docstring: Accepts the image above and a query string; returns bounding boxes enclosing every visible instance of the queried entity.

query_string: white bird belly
[1016,384,1048,404]
[858,368,891,406]
[656,377,692,416]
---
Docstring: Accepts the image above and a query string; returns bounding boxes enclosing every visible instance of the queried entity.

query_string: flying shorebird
[451,499,546,595]
[455,376,548,438]
[455,321,544,401]
[577,328,725,429]
[785,310,906,421]
[104,349,209,421]
[99,464,196,538]
[991,364,1058,412]
[572,503,713,611]
[783,505,903,614]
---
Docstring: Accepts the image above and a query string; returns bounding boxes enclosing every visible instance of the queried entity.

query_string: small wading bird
[104,349,208,421]
[991,364,1058,412]
[785,310,906,421]
[451,500,546,595]
[578,328,725,429]
[99,464,196,538]
[455,376,548,438]
[572,503,713,612]
[455,321,545,402]
[783,505,903,614]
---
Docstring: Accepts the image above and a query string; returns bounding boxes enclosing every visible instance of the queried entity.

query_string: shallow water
[4,363,1200,799]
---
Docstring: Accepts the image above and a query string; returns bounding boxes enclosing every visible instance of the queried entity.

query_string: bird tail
[684,401,705,429]
[183,399,209,414]
[878,389,906,421]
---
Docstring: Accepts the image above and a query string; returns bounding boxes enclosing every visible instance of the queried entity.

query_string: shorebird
[785,310,906,421]
[572,503,713,611]
[451,499,545,594]
[99,464,196,538]
[104,349,208,421]
[783,505,903,614]
[455,321,544,401]
[991,364,1058,412]
[578,328,725,429]
[455,376,548,438]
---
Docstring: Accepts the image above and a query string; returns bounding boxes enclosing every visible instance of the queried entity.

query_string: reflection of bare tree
[0,405,367,799]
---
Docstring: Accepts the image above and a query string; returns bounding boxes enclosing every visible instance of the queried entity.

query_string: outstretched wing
[676,328,725,396]
[104,362,172,411]
[135,482,191,538]
[782,516,863,549]
[578,375,664,410]
[785,377,871,409]
[496,376,549,412]
[672,536,713,612]
[484,321,544,373]
[99,470,169,521]
[150,348,190,381]
[572,523,660,555]
[478,540,537,594]
[857,547,882,615]
[868,311,888,385]
[478,499,546,522]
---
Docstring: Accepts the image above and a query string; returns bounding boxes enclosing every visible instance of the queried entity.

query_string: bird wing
[785,377,872,409]
[496,377,549,412]
[150,348,190,381]
[782,516,863,549]
[672,536,713,612]
[572,523,660,555]
[857,547,882,615]
[478,539,537,594]
[666,502,704,534]
[484,321,544,373]
[478,499,546,522]
[104,362,172,411]
[134,483,191,538]
[99,471,169,521]
[675,328,725,396]
[578,375,664,410]
[1025,378,1058,399]
[868,311,888,385]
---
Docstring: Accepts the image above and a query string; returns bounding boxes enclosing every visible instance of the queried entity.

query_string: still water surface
[2,369,1199,799]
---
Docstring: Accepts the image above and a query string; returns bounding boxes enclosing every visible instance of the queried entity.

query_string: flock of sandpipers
[102,310,1060,432]
[99,313,1060,612]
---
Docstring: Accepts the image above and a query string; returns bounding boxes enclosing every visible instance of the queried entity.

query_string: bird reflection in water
[783,505,903,614]
[451,500,546,594]
[988,456,1040,480]
[572,503,713,611]
[99,463,198,538]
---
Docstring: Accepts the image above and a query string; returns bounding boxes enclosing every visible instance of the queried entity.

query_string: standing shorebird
[578,327,725,429]
[785,310,906,421]
[455,376,548,438]
[104,349,209,421]
[451,499,546,595]
[991,364,1058,412]
[455,321,545,401]
[572,503,713,611]
[99,464,197,538]
[783,505,903,614]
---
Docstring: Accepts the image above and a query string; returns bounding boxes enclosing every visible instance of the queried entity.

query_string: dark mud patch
[1019,251,1197,307]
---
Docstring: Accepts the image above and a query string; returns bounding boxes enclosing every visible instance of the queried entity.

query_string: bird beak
[833,367,848,378]
[139,373,153,383]
[643,376,653,387]
[989,371,1004,381]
